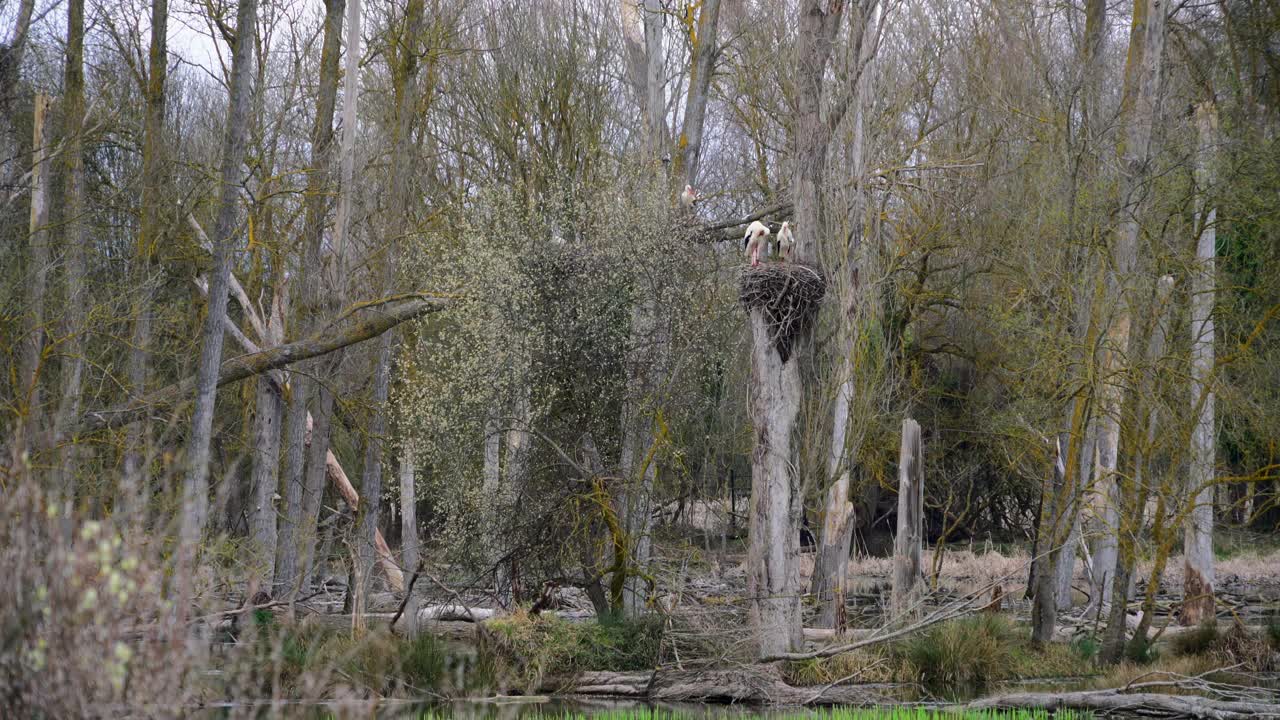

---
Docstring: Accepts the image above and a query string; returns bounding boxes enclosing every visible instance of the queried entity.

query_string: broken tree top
[738,262,827,363]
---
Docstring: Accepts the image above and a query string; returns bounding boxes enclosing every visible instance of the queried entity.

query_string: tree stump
[891,418,923,619]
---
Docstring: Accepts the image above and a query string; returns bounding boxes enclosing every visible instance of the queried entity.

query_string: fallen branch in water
[961,689,1280,719]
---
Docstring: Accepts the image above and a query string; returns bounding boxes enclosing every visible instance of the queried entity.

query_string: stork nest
[738,262,826,363]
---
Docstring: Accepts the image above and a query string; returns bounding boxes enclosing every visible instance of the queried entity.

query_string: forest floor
[196,528,1280,716]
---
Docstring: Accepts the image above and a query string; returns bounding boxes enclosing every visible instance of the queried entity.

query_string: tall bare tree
[16,92,51,462]
[274,0,345,599]
[810,0,882,630]
[123,0,170,518]
[179,0,261,559]
[1097,1,1170,659]
[352,0,425,624]
[53,0,87,498]
[1182,100,1218,626]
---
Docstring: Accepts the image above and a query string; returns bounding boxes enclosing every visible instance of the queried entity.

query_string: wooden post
[891,418,923,619]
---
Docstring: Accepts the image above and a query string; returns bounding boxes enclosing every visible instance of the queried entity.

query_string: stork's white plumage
[679,184,698,209]
[743,221,771,267]
[778,221,795,262]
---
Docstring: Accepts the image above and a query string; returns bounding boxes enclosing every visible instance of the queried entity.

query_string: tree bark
[249,377,283,578]
[810,1,881,630]
[1090,0,1169,615]
[53,0,87,500]
[331,0,361,280]
[16,92,51,461]
[123,0,169,516]
[399,446,420,635]
[677,0,721,187]
[178,0,260,557]
[1032,431,1071,643]
[352,334,392,629]
[1043,0,1107,619]
[890,418,923,619]
[1054,419,1095,611]
[1182,101,1217,627]
[746,310,804,658]
[276,0,345,600]
[350,0,424,620]
[250,293,286,580]
[274,378,309,598]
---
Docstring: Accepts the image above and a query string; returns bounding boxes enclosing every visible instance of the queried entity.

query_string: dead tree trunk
[741,265,825,658]
[178,0,259,558]
[746,309,804,657]
[1053,419,1095,611]
[616,0,670,617]
[1182,101,1218,627]
[1032,432,1071,643]
[676,0,721,187]
[891,418,923,619]
[331,0,361,276]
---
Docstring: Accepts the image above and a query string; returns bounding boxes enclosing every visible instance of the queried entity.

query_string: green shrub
[481,611,663,692]
[895,615,1013,698]
[1070,634,1100,662]
[1124,634,1159,665]
[1171,622,1220,656]
[1266,616,1280,650]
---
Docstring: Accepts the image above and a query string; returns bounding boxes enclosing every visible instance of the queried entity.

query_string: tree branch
[77,295,452,434]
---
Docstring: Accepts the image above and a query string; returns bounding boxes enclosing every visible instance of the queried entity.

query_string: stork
[679,184,699,210]
[778,221,796,262]
[743,221,771,267]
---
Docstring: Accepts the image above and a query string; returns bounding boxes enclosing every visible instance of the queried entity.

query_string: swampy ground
[191,531,1280,719]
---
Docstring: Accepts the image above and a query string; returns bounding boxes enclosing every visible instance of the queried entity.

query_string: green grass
[253,618,450,696]
[895,615,1014,698]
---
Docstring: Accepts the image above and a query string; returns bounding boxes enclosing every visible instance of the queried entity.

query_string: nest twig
[738,263,826,363]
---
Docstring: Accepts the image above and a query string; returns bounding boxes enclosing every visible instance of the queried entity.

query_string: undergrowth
[785,617,1096,694]
[229,617,450,698]
[480,611,664,693]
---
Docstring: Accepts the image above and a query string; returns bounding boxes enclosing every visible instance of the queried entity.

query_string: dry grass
[1085,654,1222,692]
[800,549,1033,595]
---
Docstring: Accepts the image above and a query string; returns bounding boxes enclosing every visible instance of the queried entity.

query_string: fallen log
[419,604,499,622]
[963,690,1280,719]
[548,666,886,706]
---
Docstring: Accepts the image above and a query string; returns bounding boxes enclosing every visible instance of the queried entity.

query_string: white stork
[778,221,796,262]
[743,220,771,267]
[679,184,699,210]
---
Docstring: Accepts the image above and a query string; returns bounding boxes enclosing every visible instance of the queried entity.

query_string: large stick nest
[738,263,826,363]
